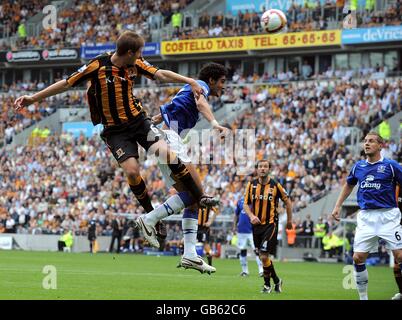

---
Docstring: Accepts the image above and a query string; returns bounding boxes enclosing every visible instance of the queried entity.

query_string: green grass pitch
[0,250,397,300]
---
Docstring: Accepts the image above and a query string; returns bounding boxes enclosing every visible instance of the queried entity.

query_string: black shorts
[100,112,162,163]
[253,223,277,254]
[88,234,96,241]
[197,226,210,243]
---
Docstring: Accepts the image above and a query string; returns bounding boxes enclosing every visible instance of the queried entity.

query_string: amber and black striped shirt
[67,52,158,127]
[198,207,218,227]
[244,178,289,225]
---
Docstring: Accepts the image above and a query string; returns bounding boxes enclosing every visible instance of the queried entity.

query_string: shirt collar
[366,156,384,165]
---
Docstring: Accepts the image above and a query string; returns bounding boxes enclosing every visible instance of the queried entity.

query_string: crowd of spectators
[170,1,401,41]
[0,77,400,250]
[0,91,86,147]
[2,0,194,50]
[2,60,398,147]
[1,0,401,50]
[228,64,397,86]
[0,1,49,35]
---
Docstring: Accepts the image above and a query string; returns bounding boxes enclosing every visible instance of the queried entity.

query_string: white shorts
[237,233,255,251]
[354,207,402,253]
[158,129,191,188]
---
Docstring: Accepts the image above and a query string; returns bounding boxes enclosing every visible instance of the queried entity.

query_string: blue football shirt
[235,198,253,234]
[160,80,210,134]
[346,157,402,210]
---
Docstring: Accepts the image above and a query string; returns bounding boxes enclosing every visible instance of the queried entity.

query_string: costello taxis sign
[161,30,341,55]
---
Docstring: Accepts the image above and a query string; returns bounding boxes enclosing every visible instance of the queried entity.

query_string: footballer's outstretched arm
[15,58,100,111]
[14,80,71,111]
[196,95,230,134]
[154,69,203,100]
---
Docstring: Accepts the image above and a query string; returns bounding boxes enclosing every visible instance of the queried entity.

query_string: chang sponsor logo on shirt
[251,194,274,201]
[360,175,381,190]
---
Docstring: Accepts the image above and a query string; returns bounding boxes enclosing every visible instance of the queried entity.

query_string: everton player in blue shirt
[332,132,402,300]
[233,197,264,277]
[138,63,230,274]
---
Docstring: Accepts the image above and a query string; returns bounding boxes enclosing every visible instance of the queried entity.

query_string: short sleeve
[135,57,159,80]
[66,59,100,87]
[277,183,289,202]
[198,80,210,98]
[244,182,251,205]
[346,164,358,186]
[389,160,402,185]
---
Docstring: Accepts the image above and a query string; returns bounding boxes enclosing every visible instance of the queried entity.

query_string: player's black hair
[198,63,227,83]
[256,159,270,168]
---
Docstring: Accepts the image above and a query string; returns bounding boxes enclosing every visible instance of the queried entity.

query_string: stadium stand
[169,2,402,40]
[1,78,400,248]
[2,0,195,50]
[0,0,400,49]
[0,0,49,36]
[0,0,401,262]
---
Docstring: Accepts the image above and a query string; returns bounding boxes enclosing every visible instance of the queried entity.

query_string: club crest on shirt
[377,165,386,173]
[78,64,87,73]
[116,148,125,159]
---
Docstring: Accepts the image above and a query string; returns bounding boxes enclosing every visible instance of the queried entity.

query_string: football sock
[128,176,153,213]
[263,258,272,286]
[240,250,248,273]
[207,253,212,266]
[240,256,248,273]
[167,155,202,202]
[394,263,402,293]
[354,263,369,300]
[182,208,198,258]
[144,192,192,227]
[269,262,280,284]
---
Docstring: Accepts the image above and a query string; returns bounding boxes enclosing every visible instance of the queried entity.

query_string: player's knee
[393,250,402,264]
[240,249,247,257]
[253,249,259,256]
[260,254,269,264]
[124,166,141,181]
[353,253,366,265]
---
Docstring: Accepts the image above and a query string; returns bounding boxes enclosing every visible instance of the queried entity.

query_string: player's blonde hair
[365,131,384,145]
